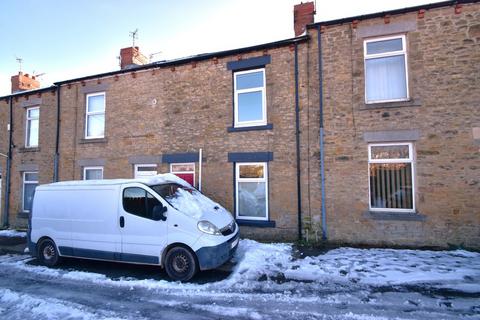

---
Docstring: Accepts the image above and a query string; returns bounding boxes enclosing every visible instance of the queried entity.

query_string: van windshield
[150,183,223,218]
[150,183,194,201]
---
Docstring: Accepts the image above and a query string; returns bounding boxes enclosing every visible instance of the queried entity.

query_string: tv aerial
[129,28,138,47]
[15,56,23,72]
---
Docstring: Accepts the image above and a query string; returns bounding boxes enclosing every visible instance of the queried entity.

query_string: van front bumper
[195,233,239,270]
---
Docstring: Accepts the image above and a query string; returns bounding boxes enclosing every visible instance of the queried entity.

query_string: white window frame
[134,164,158,178]
[22,171,38,212]
[170,163,195,186]
[368,142,415,213]
[364,34,409,104]
[25,107,39,148]
[233,68,267,128]
[83,166,104,180]
[235,162,268,221]
[85,92,105,139]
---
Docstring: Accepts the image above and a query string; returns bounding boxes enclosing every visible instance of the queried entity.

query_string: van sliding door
[118,184,168,264]
[70,187,121,260]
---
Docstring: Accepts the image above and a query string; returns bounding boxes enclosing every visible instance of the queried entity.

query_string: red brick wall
[294,2,315,36]
[11,73,40,93]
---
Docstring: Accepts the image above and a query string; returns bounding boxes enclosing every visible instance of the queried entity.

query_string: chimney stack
[120,46,148,69]
[294,2,315,37]
[11,72,41,93]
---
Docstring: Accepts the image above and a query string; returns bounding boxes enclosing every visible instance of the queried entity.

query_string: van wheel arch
[161,243,198,269]
[37,236,56,251]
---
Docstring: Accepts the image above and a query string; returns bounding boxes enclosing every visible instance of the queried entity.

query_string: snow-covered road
[0,239,479,320]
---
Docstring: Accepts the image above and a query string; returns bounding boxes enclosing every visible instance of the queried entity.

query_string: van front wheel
[165,247,197,281]
[38,239,61,267]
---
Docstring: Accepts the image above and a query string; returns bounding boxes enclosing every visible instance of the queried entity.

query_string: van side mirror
[152,205,167,221]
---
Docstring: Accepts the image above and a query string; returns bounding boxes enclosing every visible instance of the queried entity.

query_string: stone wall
[1,2,478,249]
[304,2,480,248]
[0,91,57,227]
[57,44,304,240]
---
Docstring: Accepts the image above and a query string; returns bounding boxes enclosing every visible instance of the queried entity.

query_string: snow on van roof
[142,173,190,187]
[41,173,190,188]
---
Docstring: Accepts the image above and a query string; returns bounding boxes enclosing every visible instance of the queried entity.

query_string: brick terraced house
[1,0,479,249]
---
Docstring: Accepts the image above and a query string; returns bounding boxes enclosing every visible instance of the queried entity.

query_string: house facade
[302,0,480,248]
[1,0,478,249]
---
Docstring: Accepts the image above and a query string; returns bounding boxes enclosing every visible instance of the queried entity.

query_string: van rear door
[118,183,168,264]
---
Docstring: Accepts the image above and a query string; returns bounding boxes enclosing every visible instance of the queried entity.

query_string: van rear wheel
[38,239,61,267]
[165,247,197,281]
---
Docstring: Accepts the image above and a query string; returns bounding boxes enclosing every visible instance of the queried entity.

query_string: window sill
[17,212,30,219]
[79,137,108,144]
[360,99,421,110]
[227,123,273,132]
[363,211,426,222]
[236,219,276,228]
[18,147,40,153]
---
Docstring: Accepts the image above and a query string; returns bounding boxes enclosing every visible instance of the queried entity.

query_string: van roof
[38,173,190,188]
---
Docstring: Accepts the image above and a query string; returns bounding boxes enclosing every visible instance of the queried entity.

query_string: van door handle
[119,216,125,228]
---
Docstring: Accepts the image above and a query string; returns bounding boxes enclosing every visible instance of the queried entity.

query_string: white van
[28,173,239,281]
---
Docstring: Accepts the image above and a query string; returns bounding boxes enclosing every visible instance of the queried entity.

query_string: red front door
[175,173,194,186]
[171,163,196,187]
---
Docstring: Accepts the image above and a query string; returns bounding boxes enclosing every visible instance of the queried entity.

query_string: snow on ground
[0,240,479,319]
[0,229,26,238]
[220,239,480,293]
[0,288,124,320]
[284,245,480,287]
[151,300,263,320]
[0,239,478,295]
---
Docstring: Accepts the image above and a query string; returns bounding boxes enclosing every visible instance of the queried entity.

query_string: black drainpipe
[53,85,61,182]
[294,43,302,241]
[317,25,327,240]
[2,97,13,227]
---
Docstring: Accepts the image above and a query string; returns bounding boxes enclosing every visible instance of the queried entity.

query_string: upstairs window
[234,69,266,127]
[25,107,39,147]
[85,92,105,138]
[364,35,408,103]
[369,143,415,212]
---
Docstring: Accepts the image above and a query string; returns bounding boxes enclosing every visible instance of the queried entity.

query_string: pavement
[0,230,27,255]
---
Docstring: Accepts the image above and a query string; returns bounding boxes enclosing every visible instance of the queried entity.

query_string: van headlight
[197,221,221,235]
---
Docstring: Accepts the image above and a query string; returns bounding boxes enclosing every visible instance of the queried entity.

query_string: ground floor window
[134,164,157,179]
[235,162,268,220]
[22,172,38,212]
[83,166,103,180]
[369,143,414,212]
[170,163,195,186]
